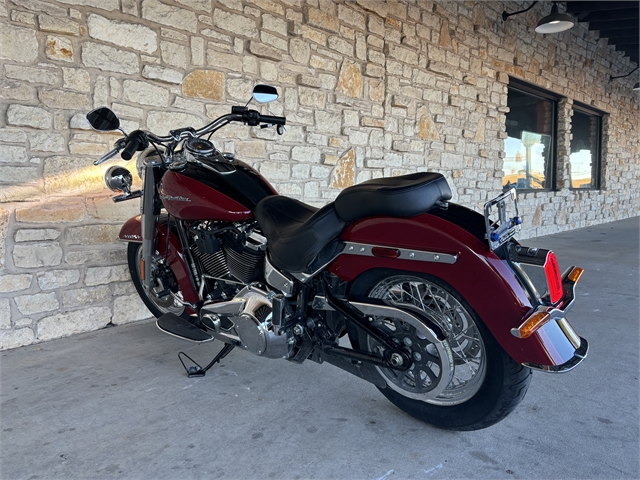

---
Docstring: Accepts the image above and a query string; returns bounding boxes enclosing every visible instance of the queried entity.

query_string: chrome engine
[200,285,289,359]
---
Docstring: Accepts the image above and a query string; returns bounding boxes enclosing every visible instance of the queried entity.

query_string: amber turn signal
[567,267,584,283]
[140,258,145,281]
[511,311,551,339]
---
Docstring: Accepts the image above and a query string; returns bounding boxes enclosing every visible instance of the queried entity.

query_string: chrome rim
[135,246,185,316]
[369,276,486,406]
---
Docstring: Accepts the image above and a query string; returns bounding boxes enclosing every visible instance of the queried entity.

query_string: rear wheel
[351,272,531,431]
[127,242,187,319]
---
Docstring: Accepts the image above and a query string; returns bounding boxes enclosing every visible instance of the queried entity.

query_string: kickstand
[178,344,236,378]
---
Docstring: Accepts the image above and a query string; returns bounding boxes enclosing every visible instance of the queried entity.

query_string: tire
[349,270,532,431]
[127,242,187,319]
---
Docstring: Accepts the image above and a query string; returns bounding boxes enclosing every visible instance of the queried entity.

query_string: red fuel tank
[159,160,277,221]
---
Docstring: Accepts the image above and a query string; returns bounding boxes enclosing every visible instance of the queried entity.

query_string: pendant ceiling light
[633,83,640,91]
[535,3,575,34]
[502,1,574,34]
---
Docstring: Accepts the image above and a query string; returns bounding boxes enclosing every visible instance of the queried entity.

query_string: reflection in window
[503,86,556,190]
[570,109,601,189]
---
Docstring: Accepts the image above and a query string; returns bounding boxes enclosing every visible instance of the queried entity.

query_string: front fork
[141,163,158,291]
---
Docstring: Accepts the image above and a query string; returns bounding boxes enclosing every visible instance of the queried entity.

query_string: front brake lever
[93,139,126,165]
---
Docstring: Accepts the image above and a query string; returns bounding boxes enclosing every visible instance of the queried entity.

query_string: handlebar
[121,136,141,160]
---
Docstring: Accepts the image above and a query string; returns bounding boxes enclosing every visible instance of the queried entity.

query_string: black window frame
[504,78,562,192]
[569,102,604,191]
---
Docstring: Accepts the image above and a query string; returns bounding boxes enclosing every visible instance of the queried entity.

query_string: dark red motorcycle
[87,84,587,430]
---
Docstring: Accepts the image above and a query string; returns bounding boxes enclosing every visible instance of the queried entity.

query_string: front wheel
[127,242,187,319]
[351,272,532,431]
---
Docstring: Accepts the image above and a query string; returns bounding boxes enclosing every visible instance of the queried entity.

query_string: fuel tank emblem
[160,194,191,202]
[122,234,141,240]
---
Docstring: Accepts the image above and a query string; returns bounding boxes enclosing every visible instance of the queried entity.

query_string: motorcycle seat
[254,172,451,274]
[334,172,452,222]
[254,196,346,273]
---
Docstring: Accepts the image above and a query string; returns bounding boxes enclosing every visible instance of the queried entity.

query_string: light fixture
[535,3,574,34]
[502,1,574,34]
[610,66,640,91]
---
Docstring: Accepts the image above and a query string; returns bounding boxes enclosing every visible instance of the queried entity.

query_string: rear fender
[328,211,554,366]
[119,215,199,304]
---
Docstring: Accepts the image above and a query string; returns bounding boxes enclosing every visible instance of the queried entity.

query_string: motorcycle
[86,84,587,431]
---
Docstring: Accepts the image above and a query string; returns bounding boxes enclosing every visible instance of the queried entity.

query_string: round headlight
[104,166,133,193]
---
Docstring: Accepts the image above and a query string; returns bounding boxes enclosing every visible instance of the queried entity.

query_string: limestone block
[55,0,118,10]
[249,41,283,61]
[45,35,74,63]
[16,198,85,223]
[175,0,210,13]
[15,292,58,315]
[299,87,327,109]
[337,61,363,98]
[0,24,38,63]
[43,156,105,194]
[260,162,290,180]
[39,89,91,111]
[236,141,266,158]
[207,50,243,71]
[0,328,35,350]
[14,229,60,242]
[160,41,187,69]
[328,36,353,56]
[417,106,441,141]
[65,224,122,245]
[338,4,366,30]
[86,195,140,221]
[0,145,28,163]
[82,42,139,75]
[28,132,65,153]
[252,0,284,15]
[225,78,252,101]
[310,55,335,71]
[261,31,288,52]
[213,9,258,37]
[6,105,52,130]
[13,243,63,268]
[385,44,418,65]
[38,14,81,35]
[191,37,205,66]
[0,166,39,184]
[356,0,388,18]
[69,114,92,130]
[146,110,204,135]
[37,306,111,341]
[141,0,197,32]
[62,285,110,308]
[331,148,356,189]
[65,250,109,266]
[37,269,81,290]
[112,294,151,325]
[123,80,170,107]
[0,274,32,293]
[315,110,341,134]
[87,14,157,54]
[305,6,339,33]
[10,0,67,15]
[0,299,10,329]
[85,265,130,286]
[262,14,289,36]
[182,70,224,101]
[292,146,321,163]
[142,65,183,84]
[0,129,28,143]
[173,96,204,113]
[4,65,59,85]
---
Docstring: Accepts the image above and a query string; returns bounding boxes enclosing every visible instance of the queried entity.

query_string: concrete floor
[1,217,638,480]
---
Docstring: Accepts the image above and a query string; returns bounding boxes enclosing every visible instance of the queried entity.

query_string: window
[503,80,559,190]
[570,104,603,189]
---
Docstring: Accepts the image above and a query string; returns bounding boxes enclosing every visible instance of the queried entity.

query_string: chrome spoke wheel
[369,275,486,406]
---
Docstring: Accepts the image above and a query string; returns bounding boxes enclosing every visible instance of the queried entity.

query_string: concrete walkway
[1,217,638,479]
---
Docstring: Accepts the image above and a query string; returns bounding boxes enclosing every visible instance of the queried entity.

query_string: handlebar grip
[259,114,286,125]
[121,137,140,160]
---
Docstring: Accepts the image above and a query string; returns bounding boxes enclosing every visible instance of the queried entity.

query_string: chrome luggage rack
[484,188,521,251]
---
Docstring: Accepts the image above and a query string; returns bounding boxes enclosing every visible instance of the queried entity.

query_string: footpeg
[156,313,214,343]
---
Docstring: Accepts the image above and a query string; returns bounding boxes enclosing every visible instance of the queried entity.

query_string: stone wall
[1,0,638,349]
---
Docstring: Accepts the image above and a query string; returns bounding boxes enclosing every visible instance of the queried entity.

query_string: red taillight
[544,251,563,304]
